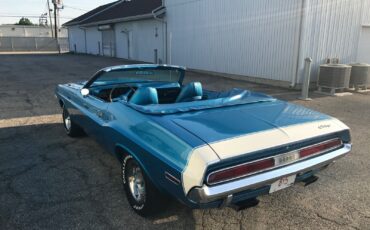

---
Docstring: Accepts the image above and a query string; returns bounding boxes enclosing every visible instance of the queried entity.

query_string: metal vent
[318,64,351,88]
[349,63,370,87]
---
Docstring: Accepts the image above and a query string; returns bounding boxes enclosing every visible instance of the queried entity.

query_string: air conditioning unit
[349,63,370,89]
[318,64,351,89]
[325,58,340,64]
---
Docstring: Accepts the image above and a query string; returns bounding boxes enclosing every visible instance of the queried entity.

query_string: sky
[0,0,115,25]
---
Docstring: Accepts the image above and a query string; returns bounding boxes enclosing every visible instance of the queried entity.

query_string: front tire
[122,155,167,217]
[62,107,84,137]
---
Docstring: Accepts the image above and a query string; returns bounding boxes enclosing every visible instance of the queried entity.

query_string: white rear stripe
[182,146,220,194]
[209,118,348,160]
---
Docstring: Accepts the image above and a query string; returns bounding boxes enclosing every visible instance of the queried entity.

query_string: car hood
[171,100,349,160]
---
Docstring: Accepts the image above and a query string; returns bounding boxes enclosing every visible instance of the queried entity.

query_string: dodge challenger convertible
[55,64,351,216]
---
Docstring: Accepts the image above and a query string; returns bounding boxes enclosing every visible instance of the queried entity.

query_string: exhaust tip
[302,175,319,187]
[230,198,259,211]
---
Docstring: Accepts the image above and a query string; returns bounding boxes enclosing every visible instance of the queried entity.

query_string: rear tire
[62,107,85,137]
[122,155,167,217]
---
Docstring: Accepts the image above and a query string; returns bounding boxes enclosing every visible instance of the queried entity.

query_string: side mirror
[81,88,90,97]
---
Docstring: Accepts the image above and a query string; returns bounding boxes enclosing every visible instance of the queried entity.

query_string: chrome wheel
[127,162,146,203]
[64,115,71,131]
[122,155,167,216]
[63,109,71,131]
[61,107,84,137]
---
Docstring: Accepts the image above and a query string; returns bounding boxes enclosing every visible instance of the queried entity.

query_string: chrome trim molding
[165,172,181,185]
[188,144,351,204]
[206,138,343,186]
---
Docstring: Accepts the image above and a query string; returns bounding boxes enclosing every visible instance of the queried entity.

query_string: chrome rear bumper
[187,144,351,204]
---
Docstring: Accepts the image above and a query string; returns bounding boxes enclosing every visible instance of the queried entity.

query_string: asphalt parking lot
[1,53,370,230]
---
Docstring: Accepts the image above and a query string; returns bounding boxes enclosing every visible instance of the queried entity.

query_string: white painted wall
[357,27,370,63]
[299,0,365,82]
[68,26,86,53]
[85,27,102,55]
[165,0,302,85]
[363,0,370,25]
[115,19,164,63]
[165,0,369,85]
[359,1,370,63]
[68,19,164,61]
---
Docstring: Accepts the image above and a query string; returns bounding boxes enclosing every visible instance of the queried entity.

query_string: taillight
[207,138,343,185]
[207,158,274,185]
[299,139,343,158]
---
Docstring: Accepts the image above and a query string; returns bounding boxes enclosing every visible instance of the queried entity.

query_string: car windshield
[91,67,183,86]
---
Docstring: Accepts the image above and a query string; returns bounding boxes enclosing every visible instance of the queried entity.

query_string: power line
[63,5,88,12]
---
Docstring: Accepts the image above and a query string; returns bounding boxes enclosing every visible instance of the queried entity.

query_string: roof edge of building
[63,0,122,27]
[78,13,155,27]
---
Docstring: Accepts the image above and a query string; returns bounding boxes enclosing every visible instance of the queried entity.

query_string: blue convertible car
[56,64,351,216]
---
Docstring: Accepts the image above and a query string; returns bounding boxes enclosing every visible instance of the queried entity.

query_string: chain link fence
[0,37,69,52]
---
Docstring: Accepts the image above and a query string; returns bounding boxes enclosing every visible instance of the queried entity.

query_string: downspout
[121,29,130,59]
[67,27,71,50]
[152,2,167,63]
[292,0,309,88]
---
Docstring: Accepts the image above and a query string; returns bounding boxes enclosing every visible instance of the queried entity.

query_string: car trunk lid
[171,100,348,160]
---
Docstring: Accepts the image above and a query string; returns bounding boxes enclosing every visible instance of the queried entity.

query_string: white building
[64,0,370,87]
[64,0,165,63]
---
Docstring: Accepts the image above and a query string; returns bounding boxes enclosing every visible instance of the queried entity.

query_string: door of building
[102,29,115,57]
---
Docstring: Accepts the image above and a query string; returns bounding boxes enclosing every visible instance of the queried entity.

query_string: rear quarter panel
[96,102,210,204]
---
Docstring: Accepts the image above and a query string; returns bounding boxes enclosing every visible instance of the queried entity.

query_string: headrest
[176,82,203,103]
[129,87,159,105]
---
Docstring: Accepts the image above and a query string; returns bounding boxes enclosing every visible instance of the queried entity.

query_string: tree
[16,17,33,26]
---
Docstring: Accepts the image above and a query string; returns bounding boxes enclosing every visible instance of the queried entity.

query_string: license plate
[269,175,296,193]
[274,151,299,166]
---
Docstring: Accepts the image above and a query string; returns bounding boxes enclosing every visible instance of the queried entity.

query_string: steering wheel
[109,84,136,102]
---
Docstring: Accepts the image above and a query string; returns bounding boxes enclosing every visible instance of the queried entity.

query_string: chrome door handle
[97,111,103,118]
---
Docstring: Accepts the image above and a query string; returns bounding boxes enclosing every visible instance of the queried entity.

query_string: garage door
[357,27,370,63]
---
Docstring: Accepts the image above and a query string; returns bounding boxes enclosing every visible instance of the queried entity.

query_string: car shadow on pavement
[0,123,197,229]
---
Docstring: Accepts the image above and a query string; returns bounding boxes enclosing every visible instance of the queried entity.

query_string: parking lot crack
[1,164,38,201]
[315,213,359,230]
[70,166,90,186]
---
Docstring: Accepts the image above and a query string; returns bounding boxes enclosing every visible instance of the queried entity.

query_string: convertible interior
[88,81,274,115]
[90,81,206,105]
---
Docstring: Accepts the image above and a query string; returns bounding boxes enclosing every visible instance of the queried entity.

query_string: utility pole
[47,0,54,37]
[53,0,58,39]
